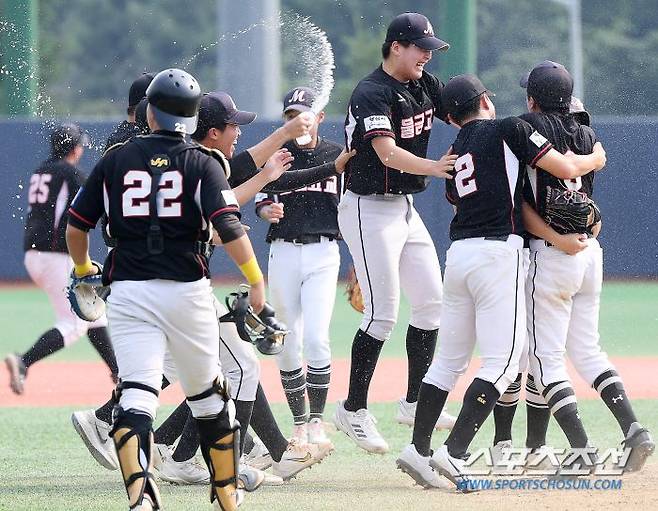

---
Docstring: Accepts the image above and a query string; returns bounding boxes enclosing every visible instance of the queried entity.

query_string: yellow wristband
[74,258,94,277]
[238,257,264,285]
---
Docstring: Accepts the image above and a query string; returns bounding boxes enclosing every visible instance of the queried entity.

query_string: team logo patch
[530,131,548,148]
[221,189,239,207]
[363,115,392,132]
[150,156,170,168]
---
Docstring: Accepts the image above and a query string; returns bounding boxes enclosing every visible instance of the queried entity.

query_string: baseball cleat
[155,449,210,485]
[261,472,284,486]
[242,436,273,471]
[396,444,451,489]
[71,409,119,470]
[334,400,389,454]
[238,463,266,492]
[291,423,308,444]
[490,439,513,467]
[430,445,477,492]
[395,398,456,430]
[307,417,333,446]
[272,438,332,480]
[212,488,244,510]
[5,353,27,395]
[622,422,655,472]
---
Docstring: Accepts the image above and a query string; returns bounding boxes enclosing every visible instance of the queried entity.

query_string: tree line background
[0,0,657,118]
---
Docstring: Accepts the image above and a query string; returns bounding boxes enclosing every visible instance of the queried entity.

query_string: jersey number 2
[122,170,182,217]
[454,153,477,197]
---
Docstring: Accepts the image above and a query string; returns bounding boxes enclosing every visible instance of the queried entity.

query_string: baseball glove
[543,186,594,235]
[345,265,365,313]
[66,262,109,321]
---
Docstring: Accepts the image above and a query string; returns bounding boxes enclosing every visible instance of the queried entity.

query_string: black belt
[116,239,213,258]
[279,234,335,245]
[484,235,510,242]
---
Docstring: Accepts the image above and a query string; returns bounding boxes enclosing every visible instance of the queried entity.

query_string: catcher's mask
[220,286,289,355]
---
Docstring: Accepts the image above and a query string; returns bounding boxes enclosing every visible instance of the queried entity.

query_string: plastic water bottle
[295,111,315,145]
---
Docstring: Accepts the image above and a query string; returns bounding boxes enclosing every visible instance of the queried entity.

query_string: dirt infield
[1,356,657,407]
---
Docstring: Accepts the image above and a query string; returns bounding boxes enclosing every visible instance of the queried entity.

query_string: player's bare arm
[246,114,313,167]
[221,232,266,313]
[232,149,294,205]
[371,136,456,178]
[334,148,357,174]
[534,142,606,179]
[521,201,588,255]
[65,224,98,276]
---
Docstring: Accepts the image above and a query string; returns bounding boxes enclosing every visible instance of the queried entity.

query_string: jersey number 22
[122,170,182,217]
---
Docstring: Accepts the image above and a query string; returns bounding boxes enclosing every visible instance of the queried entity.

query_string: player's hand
[282,112,314,140]
[334,148,356,174]
[260,203,285,224]
[592,142,606,171]
[249,280,266,314]
[553,233,588,255]
[428,151,458,179]
[263,149,294,182]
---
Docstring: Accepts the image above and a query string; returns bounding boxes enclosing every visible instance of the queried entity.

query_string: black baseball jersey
[520,112,598,219]
[254,138,343,242]
[445,117,553,241]
[344,65,447,195]
[23,158,84,253]
[105,120,142,151]
[68,132,240,284]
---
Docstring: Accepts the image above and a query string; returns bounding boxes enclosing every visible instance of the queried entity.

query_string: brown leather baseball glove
[345,265,365,313]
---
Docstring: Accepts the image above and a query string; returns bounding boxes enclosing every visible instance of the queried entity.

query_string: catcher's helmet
[146,68,202,134]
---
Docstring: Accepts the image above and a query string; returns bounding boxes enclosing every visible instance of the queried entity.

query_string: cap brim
[283,104,313,114]
[227,110,257,125]
[150,104,198,135]
[413,36,450,51]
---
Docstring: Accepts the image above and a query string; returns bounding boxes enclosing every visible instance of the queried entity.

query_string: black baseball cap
[196,92,257,134]
[520,60,573,108]
[283,87,315,113]
[442,74,494,114]
[385,12,449,51]
[50,122,89,158]
[128,72,155,108]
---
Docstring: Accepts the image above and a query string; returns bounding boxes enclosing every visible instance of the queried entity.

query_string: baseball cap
[196,92,257,134]
[50,122,89,157]
[442,74,494,114]
[128,72,155,108]
[569,96,591,126]
[385,12,449,51]
[283,87,315,113]
[520,60,573,109]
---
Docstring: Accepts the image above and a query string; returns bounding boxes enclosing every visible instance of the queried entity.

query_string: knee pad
[110,409,162,510]
[113,381,160,420]
[196,402,241,510]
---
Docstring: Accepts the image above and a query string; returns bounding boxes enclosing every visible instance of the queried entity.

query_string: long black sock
[243,431,255,454]
[405,326,438,403]
[95,396,115,425]
[525,374,550,448]
[593,369,638,436]
[344,329,384,412]
[154,400,190,446]
[493,373,521,444]
[87,327,118,379]
[543,381,588,448]
[445,378,500,458]
[307,364,331,420]
[411,382,449,457]
[21,328,64,368]
[280,368,308,425]
[172,411,200,462]
[233,399,255,455]
[250,383,288,462]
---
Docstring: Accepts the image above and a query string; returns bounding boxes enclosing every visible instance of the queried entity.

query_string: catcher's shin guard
[190,379,241,510]
[110,409,162,510]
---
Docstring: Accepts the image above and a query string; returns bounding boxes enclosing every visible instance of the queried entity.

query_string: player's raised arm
[371,137,456,178]
[534,142,606,179]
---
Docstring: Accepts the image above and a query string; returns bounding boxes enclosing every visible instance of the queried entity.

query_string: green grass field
[2,280,658,361]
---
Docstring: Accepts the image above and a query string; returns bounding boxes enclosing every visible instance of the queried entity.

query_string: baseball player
[255,86,343,445]
[333,12,458,454]
[396,74,606,490]
[105,72,155,150]
[66,68,256,511]
[519,61,654,472]
[4,123,117,395]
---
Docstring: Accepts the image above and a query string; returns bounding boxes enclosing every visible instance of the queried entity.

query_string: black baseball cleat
[5,353,27,395]
[622,423,655,472]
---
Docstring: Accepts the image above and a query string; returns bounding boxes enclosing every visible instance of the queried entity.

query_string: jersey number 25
[122,170,182,217]
[454,153,477,198]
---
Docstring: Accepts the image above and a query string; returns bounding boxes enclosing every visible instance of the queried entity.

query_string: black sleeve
[67,160,107,231]
[500,116,553,167]
[350,83,395,142]
[201,156,242,235]
[423,72,448,123]
[227,150,259,187]
[213,213,245,244]
[261,162,337,193]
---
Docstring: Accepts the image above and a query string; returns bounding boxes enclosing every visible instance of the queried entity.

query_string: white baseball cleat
[5,353,27,395]
[272,438,332,480]
[291,423,308,444]
[396,444,451,489]
[71,409,119,470]
[490,439,513,467]
[307,417,333,447]
[238,463,266,492]
[333,400,389,454]
[155,449,210,485]
[242,436,273,471]
[395,398,457,430]
[131,494,155,511]
[430,445,477,492]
